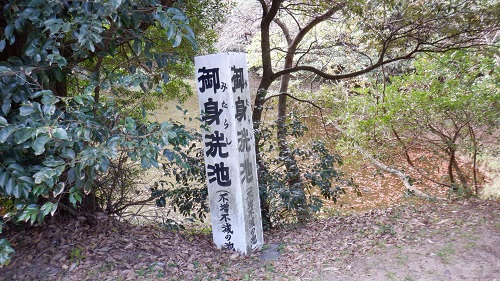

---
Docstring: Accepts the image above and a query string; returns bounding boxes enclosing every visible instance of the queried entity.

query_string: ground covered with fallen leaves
[1,198,498,281]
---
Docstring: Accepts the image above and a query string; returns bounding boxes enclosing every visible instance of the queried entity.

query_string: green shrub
[0,0,197,265]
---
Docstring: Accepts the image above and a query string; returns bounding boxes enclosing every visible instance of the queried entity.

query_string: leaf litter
[0,198,498,280]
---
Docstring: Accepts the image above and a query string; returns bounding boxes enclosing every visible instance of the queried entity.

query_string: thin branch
[333,122,445,199]
[262,92,333,140]
[262,92,322,110]
[295,39,317,67]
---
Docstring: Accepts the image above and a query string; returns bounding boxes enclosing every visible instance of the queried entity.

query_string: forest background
[0,0,499,271]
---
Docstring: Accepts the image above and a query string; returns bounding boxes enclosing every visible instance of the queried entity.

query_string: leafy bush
[256,111,347,228]
[154,131,209,222]
[0,0,198,266]
[0,91,194,262]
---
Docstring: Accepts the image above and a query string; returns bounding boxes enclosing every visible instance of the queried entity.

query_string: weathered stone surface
[195,53,264,254]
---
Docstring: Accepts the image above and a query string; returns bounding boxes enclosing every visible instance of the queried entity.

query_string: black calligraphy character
[220,202,229,213]
[221,82,228,92]
[235,96,247,122]
[205,131,229,158]
[249,215,255,227]
[224,119,229,129]
[251,229,258,245]
[224,242,234,250]
[222,101,228,109]
[246,187,253,196]
[246,193,254,213]
[202,98,223,125]
[221,223,233,234]
[231,66,244,93]
[218,192,229,202]
[207,163,232,187]
[197,67,220,94]
[239,158,254,184]
[220,213,231,222]
[237,128,251,152]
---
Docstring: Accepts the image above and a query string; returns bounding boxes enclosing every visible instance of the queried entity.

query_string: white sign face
[195,53,263,254]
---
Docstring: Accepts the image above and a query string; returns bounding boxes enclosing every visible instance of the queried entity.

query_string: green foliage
[375,51,499,130]
[69,246,86,264]
[144,112,347,229]
[0,90,194,260]
[331,49,500,193]
[0,237,14,266]
[155,132,209,221]
[0,0,199,266]
[257,112,346,227]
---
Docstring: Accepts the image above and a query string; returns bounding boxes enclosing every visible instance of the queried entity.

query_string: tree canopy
[333,49,500,195]
[220,0,500,223]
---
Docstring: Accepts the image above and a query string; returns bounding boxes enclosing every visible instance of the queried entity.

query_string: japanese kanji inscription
[195,53,264,254]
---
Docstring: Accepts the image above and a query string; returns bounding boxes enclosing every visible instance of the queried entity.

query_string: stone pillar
[195,52,264,254]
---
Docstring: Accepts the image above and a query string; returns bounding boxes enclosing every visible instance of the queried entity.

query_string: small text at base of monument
[194,52,264,254]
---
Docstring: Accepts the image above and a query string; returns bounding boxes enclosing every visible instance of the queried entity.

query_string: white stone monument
[195,52,264,254]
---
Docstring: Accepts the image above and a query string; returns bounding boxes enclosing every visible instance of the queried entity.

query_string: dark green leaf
[140,157,149,168]
[0,126,16,143]
[172,32,182,48]
[53,182,65,197]
[133,39,142,55]
[32,134,50,155]
[17,176,34,185]
[163,149,174,161]
[5,24,14,39]
[99,156,110,171]
[5,177,14,195]
[1,101,11,115]
[19,105,35,116]
[43,158,65,167]
[40,202,58,217]
[83,179,92,195]
[40,93,57,105]
[12,182,21,198]
[166,24,175,39]
[0,172,7,187]
[8,164,24,172]
[14,128,33,144]
[109,0,122,10]
[43,104,56,116]
[156,196,166,207]
[52,68,63,81]
[52,128,68,140]
[33,169,52,184]
[0,238,15,266]
[69,190,82,206]
[73,95,83,105]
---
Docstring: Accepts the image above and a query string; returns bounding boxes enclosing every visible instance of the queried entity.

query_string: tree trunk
[277,59,301,182]
[450,150,469,189]
[252,0,282,226]
[276,56,309,221]
[253,79,274,227]
[468,124,479,194]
